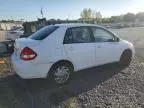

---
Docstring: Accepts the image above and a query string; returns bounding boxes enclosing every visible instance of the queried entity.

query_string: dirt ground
[0,31,6,41]
[112,27,144,58]
[0,27,144,108]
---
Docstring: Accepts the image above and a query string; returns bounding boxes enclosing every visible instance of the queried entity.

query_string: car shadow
[0,75,32,108]
[24,63,125,106]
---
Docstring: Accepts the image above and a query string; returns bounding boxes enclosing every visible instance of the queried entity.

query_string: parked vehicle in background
[105,25,111,29]
[11,24,135,84]
[10,27,24,35]
[6,27,24,40]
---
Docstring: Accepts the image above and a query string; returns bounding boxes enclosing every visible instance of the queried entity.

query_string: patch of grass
[0,57,12,77]
[64,97,77,108]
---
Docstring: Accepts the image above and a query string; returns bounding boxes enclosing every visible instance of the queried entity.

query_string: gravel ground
[0,57,144,108]
[33,56,144,108]
[75,57,144,108]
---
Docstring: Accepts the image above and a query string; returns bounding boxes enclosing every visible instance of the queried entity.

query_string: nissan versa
[11,24,135,84]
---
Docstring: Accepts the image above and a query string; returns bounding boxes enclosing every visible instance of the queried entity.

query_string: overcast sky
[0,0,144,21]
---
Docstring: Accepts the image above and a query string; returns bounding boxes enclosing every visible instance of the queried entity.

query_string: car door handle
[97,46,102,48]
[68,46,74,51]
[109,42,116,45]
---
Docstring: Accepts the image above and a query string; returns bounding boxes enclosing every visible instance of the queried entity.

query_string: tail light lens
[20,47,37,61]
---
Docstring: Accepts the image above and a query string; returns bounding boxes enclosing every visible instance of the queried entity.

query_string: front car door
[63,27,95,71]
[91,27,121,65]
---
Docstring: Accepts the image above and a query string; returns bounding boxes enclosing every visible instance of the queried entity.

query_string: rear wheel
[119,50,132,66]
[50,62,73,85]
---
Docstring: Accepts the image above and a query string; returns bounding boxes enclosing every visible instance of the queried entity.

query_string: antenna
[40,8,44,18]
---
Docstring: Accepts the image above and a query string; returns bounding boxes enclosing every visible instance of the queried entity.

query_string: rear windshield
[29,25,59,40]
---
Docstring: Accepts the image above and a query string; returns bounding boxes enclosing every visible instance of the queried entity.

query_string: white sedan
[12,24,135,84]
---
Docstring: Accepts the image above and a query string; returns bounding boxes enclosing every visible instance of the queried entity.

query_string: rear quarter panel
[33,26,73,70]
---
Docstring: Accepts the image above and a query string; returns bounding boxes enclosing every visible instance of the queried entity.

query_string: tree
[109,15,123,23]
[123,13,135,22]
[136,12,144,22]
[80,8,93,21]
[96,11,102,19]
[80,8,102,23]
[95,11,102,23]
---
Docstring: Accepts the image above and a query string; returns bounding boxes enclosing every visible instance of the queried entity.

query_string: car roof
[54,23,103,28]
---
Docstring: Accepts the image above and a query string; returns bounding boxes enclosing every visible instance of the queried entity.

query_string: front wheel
[50,63,73,85]
[119,50,132,66]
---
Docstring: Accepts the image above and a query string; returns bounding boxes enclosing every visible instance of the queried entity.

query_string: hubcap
[54,66,70,84]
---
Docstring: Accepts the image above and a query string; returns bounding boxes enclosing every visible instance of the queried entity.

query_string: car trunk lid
[14,38,40,58]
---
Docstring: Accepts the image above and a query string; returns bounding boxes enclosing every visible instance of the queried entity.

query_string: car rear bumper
[11,52,51,79]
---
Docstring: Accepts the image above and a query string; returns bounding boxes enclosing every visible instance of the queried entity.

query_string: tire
[119,50,132,66]
[50,62,73,85]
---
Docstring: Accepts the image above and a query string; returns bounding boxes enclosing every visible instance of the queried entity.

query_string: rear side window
[63,27,92,44]
[29,25,59,40]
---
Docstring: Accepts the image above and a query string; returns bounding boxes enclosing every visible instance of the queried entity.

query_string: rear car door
[63,27,96,71]
[91,27,121,65]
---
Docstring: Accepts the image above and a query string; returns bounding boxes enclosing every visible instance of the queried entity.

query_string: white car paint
[11,24,135,79]
[64,43,96,70]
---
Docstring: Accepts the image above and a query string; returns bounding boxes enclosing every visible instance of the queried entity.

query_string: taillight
[20,47,37,61]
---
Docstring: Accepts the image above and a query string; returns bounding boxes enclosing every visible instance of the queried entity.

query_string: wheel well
[48,60,74,76]
[123,49,132,54]
[120,49,132,59]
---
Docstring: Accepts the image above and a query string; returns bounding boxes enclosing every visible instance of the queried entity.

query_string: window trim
[29,26,59,40]
[90,26,118,43]
[63,26,94,44]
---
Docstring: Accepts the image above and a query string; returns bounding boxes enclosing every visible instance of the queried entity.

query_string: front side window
[29,25,59,40]
[92,27,116,42]
[64,27,91,44]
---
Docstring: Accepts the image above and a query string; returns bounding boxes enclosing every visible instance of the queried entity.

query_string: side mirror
[117,38,120,42]
[107,39,114,42]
